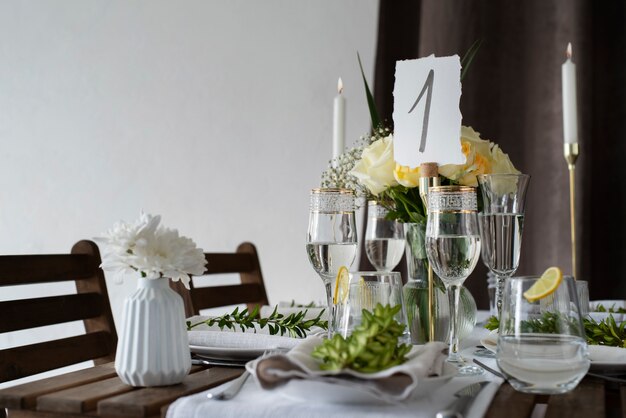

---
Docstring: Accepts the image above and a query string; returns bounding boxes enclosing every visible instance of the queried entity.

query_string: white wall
[0,0,378,342]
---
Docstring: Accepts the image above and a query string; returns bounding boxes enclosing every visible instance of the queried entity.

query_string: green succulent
[312,304,411,373]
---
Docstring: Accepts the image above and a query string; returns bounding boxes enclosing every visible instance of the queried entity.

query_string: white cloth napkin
[168,319,504,418]
[187,315,303,350]
[253,336,447,402]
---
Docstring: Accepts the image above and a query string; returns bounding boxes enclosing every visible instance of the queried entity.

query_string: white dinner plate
[480,332,626,371]
[588,345,626,371]
[250,362,457,404]
[189,345,265,361]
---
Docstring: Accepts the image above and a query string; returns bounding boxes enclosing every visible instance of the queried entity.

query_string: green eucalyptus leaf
[357,51,381,129]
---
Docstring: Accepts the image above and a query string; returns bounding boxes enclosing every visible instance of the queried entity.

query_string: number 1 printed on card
[408,69,434,153]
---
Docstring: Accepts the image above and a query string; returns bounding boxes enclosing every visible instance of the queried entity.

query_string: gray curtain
[372,0,626,308]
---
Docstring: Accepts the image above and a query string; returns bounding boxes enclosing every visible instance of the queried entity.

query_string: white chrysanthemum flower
[96,212,207,289]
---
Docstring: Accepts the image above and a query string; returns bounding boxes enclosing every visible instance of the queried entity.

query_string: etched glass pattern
[428,190,477,212]
[367,201,389,218]
[310,189,355,213]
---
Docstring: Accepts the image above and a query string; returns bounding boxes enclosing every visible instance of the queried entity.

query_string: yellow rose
[439,126,519,186]
[490,143,520,175]
[393,164,420,187]
[350,135,398,196]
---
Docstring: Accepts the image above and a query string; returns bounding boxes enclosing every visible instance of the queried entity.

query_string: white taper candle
[562,43,578,144]
[332,78,346,161]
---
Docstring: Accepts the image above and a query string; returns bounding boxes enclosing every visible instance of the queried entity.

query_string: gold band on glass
[428,185,476,193]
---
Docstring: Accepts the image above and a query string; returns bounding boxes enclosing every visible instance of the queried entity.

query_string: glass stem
[447,283,461,363]
[323,276,334,338]
[495,274,507,316]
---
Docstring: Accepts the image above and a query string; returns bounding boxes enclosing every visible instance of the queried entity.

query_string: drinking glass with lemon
[496,267,590,394]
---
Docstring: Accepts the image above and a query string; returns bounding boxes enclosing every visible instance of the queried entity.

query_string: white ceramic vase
[115,277,191,387]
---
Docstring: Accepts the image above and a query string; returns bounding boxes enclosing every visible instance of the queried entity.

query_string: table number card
[392,55,464,167]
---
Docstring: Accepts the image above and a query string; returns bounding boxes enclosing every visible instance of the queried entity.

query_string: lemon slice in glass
[523,267,563,302]
[333,266,350,305]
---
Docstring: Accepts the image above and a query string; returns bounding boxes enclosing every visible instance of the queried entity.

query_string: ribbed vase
[115,277,191,387]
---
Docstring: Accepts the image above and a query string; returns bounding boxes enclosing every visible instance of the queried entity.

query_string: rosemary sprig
[585,315,626,348]
[485,313,626,348]
[186,305,328,338]
[288,300,320,308]
[595,304,626,314]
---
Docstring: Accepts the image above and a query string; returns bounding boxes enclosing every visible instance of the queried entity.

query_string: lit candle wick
[566,42,572,60]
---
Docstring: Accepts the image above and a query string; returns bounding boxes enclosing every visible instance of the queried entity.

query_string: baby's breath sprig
[321,146,366,194]
[320,125,392,197]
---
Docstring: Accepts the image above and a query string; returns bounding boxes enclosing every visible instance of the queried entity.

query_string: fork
[206,371,251,400]
[205,347,288,401]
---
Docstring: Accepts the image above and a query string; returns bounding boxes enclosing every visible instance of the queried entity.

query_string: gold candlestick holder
[564,143,579,279]
[419,163,440,342]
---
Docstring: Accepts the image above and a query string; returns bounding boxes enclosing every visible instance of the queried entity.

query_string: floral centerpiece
[322,46,520,220]
[97,212,207,387]
[349,125,519,221]
[321,48,521,343]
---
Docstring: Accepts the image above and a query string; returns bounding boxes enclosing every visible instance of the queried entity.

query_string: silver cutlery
[435,381,490,418]
[204,347,287,401]
[586,372,626,384]
[206,371,251,401]
[472,358,506,380]
[191,358,248,368]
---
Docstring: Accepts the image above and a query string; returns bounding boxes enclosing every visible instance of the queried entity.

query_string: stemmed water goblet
[425,186,482,375]
[306,188,357,336]
[364,201,405,272]
[477,174,530,315]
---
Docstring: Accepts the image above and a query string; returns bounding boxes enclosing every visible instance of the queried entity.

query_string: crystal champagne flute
[306,188,357,336]
[364,201,405,272]
[477,174,530,314]
[425,186,482,375]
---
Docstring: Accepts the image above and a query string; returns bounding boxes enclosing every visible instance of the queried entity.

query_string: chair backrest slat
[0,240,117,383]
[0,254,95,286]
[191,284,266,310]
[0,332,113,383]
[170,242,269,316]
[204,253,256,274]
[0,293,104,333]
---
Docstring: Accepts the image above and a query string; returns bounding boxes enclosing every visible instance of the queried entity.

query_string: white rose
[350,135,398,196]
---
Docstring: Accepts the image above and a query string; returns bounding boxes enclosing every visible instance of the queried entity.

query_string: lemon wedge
[333,266,350,305]
[523,267,563,302]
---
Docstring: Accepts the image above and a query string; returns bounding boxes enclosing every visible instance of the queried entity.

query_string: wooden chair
[170,242,270,317]
[0,240,117,386]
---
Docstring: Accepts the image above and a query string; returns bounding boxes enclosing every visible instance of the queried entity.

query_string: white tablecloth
[167,312,503,418]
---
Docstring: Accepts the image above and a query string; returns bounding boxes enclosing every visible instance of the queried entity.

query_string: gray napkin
[253,336,448,402]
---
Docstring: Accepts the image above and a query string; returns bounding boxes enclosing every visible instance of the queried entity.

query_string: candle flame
[566,43,572,59]
[337,77,344,94]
